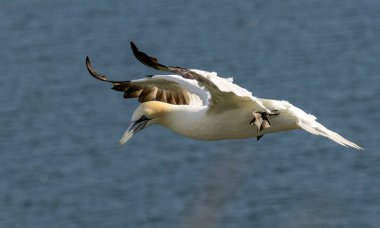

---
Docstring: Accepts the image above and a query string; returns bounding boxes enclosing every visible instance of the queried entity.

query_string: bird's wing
[86,57,208,106]
[130,42,269,112]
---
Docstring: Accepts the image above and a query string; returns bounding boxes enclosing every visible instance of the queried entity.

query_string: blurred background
[1,0,379,227]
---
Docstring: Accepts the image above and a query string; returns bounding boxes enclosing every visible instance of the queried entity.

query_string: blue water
[1,1,379,227]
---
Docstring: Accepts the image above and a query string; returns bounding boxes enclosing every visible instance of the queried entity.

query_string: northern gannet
[85,42,362,149]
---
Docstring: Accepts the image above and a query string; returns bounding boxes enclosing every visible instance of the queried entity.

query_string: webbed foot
[250,110,280,133]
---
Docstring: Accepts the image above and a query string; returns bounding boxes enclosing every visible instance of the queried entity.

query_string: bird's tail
[289,106,363,150]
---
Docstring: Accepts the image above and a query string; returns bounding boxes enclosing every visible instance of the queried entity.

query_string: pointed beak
[119,119,149,145]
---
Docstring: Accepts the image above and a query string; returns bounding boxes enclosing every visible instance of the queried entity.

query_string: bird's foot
[249,110,280,133]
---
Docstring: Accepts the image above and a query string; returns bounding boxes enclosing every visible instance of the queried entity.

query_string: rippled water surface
[1,1,380,227]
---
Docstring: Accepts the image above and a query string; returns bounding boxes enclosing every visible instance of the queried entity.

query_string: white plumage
[86,42,363,150]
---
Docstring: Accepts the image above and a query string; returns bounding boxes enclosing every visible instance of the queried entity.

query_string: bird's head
[120,101,171,144]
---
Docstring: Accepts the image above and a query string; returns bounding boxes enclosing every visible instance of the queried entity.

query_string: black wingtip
[85,56,108,81]
[130,41,138,53]
[130,41,142,62]
[129,41,169,71]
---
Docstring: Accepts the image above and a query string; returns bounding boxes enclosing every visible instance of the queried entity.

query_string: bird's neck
[157,105,209,139]
[161,105,207,124]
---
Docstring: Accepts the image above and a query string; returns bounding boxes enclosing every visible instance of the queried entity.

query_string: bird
[85,42,362,150]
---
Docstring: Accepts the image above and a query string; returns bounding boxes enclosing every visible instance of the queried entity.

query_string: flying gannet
[85,42,362,149]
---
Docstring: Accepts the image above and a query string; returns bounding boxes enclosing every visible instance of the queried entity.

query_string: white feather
[289,106,363,150]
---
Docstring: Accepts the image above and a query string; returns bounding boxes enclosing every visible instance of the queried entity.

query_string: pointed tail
[290,107,363,150]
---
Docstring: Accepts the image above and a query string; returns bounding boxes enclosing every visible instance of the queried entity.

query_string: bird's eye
[137,115,149,122]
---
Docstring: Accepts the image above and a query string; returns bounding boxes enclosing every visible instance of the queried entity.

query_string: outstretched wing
[130,42,268,112]
[86,57,207,106]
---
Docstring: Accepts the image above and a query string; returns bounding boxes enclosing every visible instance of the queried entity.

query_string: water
[1,1,379,227]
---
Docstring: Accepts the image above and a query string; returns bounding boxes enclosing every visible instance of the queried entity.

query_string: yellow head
[132,101,171,122]
[120,101,172,144]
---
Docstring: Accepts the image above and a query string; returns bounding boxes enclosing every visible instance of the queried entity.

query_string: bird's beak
[119,118,150,145]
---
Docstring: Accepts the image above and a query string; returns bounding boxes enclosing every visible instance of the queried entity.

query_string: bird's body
[143,98,297,141]
[151,102,261,140]
[86,42,362,150]
[158,104,294,140]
